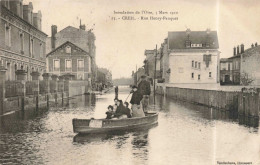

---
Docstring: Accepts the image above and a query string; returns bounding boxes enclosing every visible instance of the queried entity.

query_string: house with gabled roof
[160,29,220,84]
[46,41,92,80]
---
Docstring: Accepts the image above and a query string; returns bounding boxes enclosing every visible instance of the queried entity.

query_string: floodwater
[0,86,259,165]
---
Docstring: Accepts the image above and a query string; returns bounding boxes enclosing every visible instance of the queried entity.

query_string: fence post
[31,71,40,110]
[42,73,51,108]
[16,70,27,111]
[0,66,7,116]
[51,74,58,105]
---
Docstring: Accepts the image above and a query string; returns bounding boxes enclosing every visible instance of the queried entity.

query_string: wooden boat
[72,112,158,134]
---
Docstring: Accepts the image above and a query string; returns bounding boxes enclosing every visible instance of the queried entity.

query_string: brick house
[46,24,97,83]
[0,0,47,81]
[161,29,220,84]
[46,41,92,80]
[143,49,160,83]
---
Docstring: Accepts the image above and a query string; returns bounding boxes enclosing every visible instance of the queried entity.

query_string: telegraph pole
[153,45,157,104]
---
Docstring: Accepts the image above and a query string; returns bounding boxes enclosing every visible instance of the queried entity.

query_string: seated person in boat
[130,85,145,117]
[105,105,114,119]
[113,98,119,110]
[114,100,128,119]
[124,102,132,118]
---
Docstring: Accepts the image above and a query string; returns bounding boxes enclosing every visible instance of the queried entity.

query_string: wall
[241,47,260,85]
[169,50,219,84]
[69,80,88,97]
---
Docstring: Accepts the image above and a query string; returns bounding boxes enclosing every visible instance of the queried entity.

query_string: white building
[167,29,220,85]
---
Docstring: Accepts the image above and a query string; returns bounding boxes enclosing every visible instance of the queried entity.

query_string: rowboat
[72,112,158,134]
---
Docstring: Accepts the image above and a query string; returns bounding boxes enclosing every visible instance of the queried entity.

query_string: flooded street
[0,86,259,165]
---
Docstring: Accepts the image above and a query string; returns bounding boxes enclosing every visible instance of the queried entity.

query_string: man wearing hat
[138,75,151,112]
[130,85,145,117]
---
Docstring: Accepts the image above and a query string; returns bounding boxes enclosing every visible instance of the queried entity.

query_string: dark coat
[130,91,143,105]
[114,103,127,118]
[138,80,151,95]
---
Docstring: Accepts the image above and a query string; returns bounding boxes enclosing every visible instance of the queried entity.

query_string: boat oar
[124,93,132,103]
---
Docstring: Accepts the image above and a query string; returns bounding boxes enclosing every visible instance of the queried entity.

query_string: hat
[141,75,146,78]
[132,85,137,89]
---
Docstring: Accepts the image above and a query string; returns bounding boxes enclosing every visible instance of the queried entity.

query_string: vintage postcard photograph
[0,0,260,164]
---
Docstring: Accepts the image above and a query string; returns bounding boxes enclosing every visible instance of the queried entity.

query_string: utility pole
[153,45,157,104]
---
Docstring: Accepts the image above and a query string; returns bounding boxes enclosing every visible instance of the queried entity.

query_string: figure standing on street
[138,75,151,112]
[115,86,119,99]
[130,85,145,117]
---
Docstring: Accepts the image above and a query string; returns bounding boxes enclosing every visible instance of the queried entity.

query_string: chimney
[240,44,244,53]
[233,47,236,56]
[51,25,57,50]
[255,42,258,47]
[237,45,239,55]
[251,44,254,48]
[33,11,42,30]
[80,24,86,30]
[23,2,33,24]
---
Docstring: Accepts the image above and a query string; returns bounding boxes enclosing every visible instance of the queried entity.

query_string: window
[209,72,212,78]
[78,59,84,71]
[65,59,72,71]
[30,38,34,57]
[53,59,60,71]
[192,60,194,67]
[40,43,43,58]
[20,32,24,52]
[66,46,71,54]
[198,74,200,80]
[5,24,11,47]
[198,62,201,69]
[195,62,197,68]
[191,73,194,79]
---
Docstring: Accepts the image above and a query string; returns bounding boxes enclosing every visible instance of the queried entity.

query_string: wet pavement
[0,86,259,165]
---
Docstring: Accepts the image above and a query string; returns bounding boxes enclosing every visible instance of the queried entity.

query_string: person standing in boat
[115,86,119,99]
[130,85,145,117]
[138,75,151,112]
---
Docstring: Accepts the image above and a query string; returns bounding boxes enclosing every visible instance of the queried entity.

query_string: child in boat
[105,105,114,119]
[124,102,132,118]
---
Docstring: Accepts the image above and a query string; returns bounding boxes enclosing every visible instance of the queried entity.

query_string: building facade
[0,0,47,80]
[240,43,260,86]
[166,29,220,84]
[46,24,96,84]
[219,58,232,85]
[46,41,92,80]
[143,49,161,83]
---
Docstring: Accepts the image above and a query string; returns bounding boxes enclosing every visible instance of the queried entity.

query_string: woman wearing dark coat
[130,85,145,117]
[114,100,128,118]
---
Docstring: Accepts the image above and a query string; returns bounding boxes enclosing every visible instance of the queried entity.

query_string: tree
[240,72,255,86]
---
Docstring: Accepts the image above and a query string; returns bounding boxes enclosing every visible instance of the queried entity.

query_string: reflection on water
[0,86,259,164]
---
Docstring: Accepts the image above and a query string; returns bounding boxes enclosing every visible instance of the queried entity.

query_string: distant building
[46,41,92,80]
[0,0,47,80]
[161,29,220,84]
[159,38,170,83]
[46,24,97,84]
[226,45,243,85]
[132,67,145,85]
[240,43,260,86]
[143,49,160,83]
[219,58,232,85]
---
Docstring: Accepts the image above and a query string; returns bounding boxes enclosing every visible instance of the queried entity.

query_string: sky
[24,0,260,79]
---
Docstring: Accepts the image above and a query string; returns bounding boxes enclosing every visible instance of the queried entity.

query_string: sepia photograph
[0,0,260,164]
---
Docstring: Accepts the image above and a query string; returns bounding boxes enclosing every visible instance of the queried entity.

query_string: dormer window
[66,46,71,54]
[185,40,191,48]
